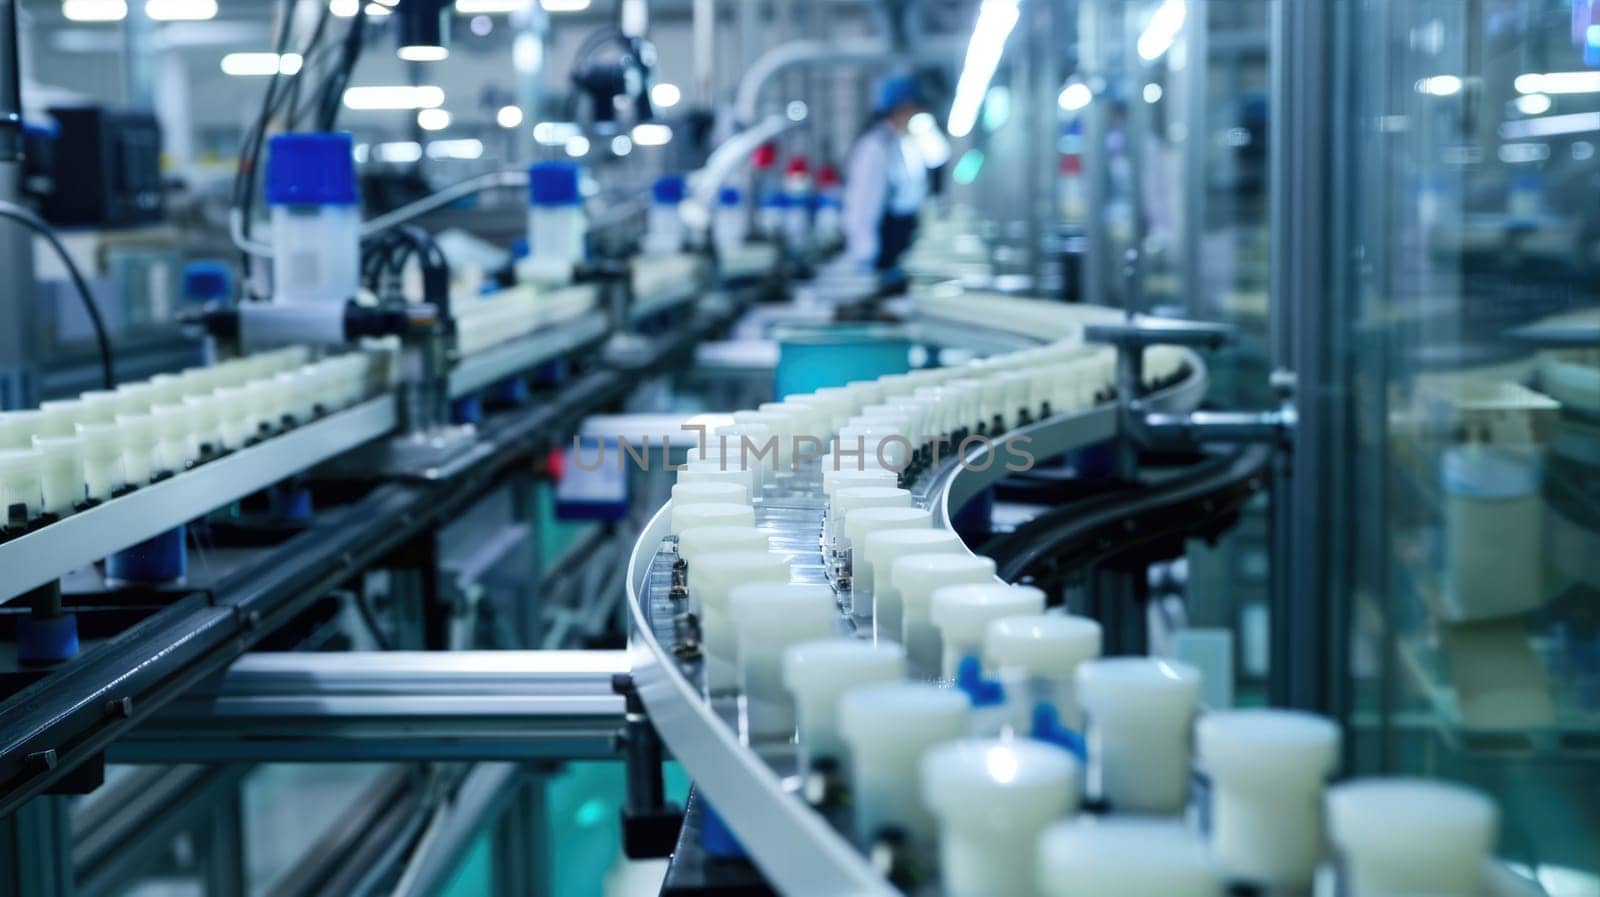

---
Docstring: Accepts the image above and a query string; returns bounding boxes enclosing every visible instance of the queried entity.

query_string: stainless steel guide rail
[0,396,399,603]
[624,351,1209,895]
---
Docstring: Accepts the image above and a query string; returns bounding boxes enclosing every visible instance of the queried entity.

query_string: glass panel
[1338,0,1600,886]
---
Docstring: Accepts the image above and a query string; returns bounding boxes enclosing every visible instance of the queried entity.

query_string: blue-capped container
[713,186,747,250]
[1441,445,1544,620]
[643,174,687,256]
[266,132,360,304]
[526,161,586,276]
[757,190,790,240]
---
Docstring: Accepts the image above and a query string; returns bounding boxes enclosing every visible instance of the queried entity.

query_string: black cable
[0,200,114,389]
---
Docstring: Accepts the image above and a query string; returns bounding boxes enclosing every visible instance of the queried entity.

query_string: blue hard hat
[874,74,924,114]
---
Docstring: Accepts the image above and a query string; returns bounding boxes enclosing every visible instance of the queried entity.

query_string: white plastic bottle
[1074,657,1202,813]
[642,174,687,256]
[1326,778,1498,897]
[1037,818,1222,897]
[782,639,906,772]
[984,614,1102,728]
[837,682,969,854]
[689,550,791,694]
[861,529,967,634]
[712,187,748,252]
[1196,709,1340,889]
[929,583,1046,679]
[922,738,1080,897]
[266,132,361,305]
[890,553,999,676]
[729,582,839,738]
[526,161,586,284]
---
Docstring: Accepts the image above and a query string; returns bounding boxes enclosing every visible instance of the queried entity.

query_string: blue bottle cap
[181,261,234,303]
[653,174,687,205]
[718,187,742,207]
[266,132,358,206]
[954,655,1005,708]
[759,190,791,209]
[529,161,582,207]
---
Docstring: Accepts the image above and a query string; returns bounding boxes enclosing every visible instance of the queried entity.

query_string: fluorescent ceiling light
[331,0,392,16]
[631,123,672,146]
[398,45,449,61]
[1143,82,1163,103]
[533,121,579,145]
[221,52,303,76]
[1497,142,1549,164]
[541,0,589,10]
[375,141,423,163]
[343,85,445,110]
[565,135,590,157]
[611,134,633,156]
[61,0,127,22]
[454,0,525,12]
[427,138,484,160]
[1514,71,1600,94]
[1514,93,1551,115]
[947,0,1021,139]
[417,108,452,131]
[1058,81,1092,111]
[1137,0,1186,61]
[145,0,215,20]
[1414,75,1462,96]
[496,105,524,128]
[650,82,681,109]
[1498,110,1600,139]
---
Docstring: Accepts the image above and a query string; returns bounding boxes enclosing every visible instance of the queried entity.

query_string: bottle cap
[266,132,357,206]
[529,161,582,207]
[653,174,687,205]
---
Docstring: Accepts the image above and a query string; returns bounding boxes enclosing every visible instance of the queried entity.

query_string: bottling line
[0,0,1597,896]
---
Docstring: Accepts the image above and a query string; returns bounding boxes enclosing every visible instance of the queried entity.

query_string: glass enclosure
[1334,0,1600,885]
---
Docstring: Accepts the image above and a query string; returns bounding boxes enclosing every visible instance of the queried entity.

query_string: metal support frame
[0,797,72,897]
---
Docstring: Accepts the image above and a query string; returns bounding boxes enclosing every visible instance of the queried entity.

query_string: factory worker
[842,74,930,282]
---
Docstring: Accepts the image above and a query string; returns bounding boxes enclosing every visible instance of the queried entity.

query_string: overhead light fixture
[1058,81,1093,111]
[1137,0,1186,62]
[343,85,446,110]
[947,0,1020,139]
[1414,75,1462,96]
[417,108,452,131]
[1497,142,1550,164]
[331,0,393,16]
[454,0,525,12]
[375,141,423,163]
[611,134,633,156]
[1515,93,1551,115]
[427,138,483,159]
[565,135,590,157]
[221,52,304,76]
[496,105,524,128]
[1514,70,1600,94]
[397,0,449,61]
[1498,110,1600,140]
[1143,82,1163,103]
[61,0,127,21]
[650,82,681,109]
[981,85,1011,132]
[145,0,215,20]
[787,100,808,121]
[631,123,672,146]
[533,121,580,145]
[541,0,589,11]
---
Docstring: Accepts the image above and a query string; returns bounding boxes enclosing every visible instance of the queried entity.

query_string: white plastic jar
[891,553,999,676]
[212,385,260,451]
[676,526,772,611]
[729,582,839,738]
[1326,778,1498,897]
[929,583,1047,679]
[863,530,968,641]
[821,467,897,499]
[642,175,686,256]
[266,132,361,304]
[0,411,34,450]
[676,461,757,497]
[73,422,127,501]
[182,394,227,456]
[984,614,1102,728]
[923,738,1080,897]
[829,486,911,547]
[150,403,198,473]
[837,682,970,853]
[113,413,160,487]
[1440,446,1544,619]
[1037,818,1221,897]
[1075,657,1202,813]
[669,501,755,537]
[1196,709,1340,889]
[689,550,791,694]
[712,186,747,252]
[670,480,749,507]
[782,639,906,772]
[34,401,81,438]
[31,435,85,515]
[0,448,46,524]
[841,507,931,613]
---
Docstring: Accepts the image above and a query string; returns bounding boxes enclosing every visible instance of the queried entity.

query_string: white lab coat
[842,122,928,268]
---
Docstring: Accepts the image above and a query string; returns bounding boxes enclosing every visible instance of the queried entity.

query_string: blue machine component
[697,798,748,860]
[954,655,1005,708]
[491,377,530,405]
[267,486,314,523]
[265,132,358,207]
[718,186,742,207]
[452,396,484,426]
[773,324,913,398]
[17,612,80,665]
[181,260,234,303]
[105,526,188,584]
[1030,704,1087,762]
[555,438,630,522]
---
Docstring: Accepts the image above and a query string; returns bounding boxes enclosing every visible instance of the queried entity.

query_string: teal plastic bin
[773,324,913,398]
